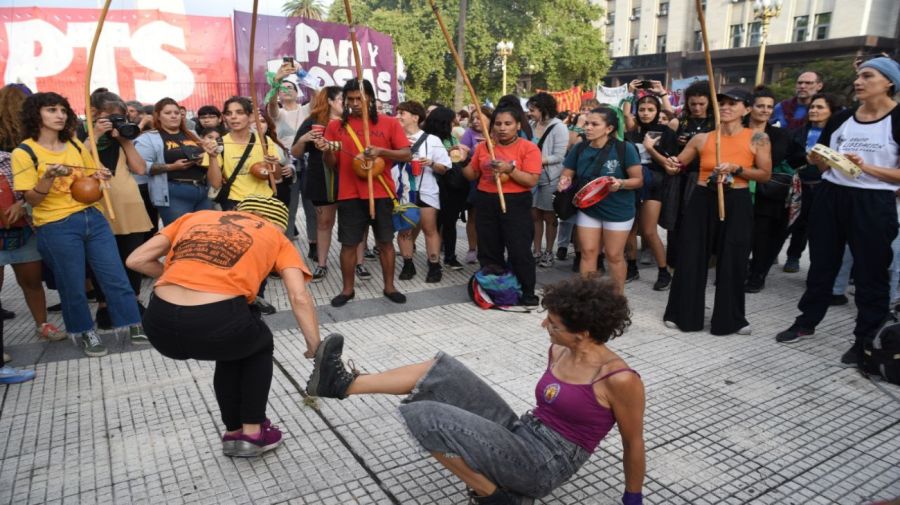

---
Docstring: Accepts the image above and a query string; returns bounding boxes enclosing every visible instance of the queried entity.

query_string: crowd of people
[0,53,898,505]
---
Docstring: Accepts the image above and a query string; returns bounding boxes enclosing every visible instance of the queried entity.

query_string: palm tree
[282,0,325,20]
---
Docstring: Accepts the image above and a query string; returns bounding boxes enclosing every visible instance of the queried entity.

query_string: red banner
[0,7,237,113]
[537,86,584,113]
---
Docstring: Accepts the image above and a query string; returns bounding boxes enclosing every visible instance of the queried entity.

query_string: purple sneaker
[230,420,282,457]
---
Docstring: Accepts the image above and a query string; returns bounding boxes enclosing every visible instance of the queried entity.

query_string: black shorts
[643,168,665,202]
[337,198,394,246]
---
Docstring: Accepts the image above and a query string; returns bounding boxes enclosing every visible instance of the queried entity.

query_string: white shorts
[576,211,634,231]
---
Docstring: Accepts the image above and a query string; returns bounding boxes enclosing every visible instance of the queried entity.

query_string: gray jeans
[399,352,590,498]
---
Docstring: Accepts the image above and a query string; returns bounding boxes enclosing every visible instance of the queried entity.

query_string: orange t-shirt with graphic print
[155,210,311,303]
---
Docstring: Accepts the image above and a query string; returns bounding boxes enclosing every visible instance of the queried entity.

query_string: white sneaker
[736,325,752,335]
[663,320,679,329]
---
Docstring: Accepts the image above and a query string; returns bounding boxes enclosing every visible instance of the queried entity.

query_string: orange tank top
[698,128,756,188]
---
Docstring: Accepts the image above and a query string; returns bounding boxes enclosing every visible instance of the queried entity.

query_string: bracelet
[32,188,49,195]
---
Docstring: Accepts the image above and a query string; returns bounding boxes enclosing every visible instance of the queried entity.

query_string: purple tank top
[533,348,639,453]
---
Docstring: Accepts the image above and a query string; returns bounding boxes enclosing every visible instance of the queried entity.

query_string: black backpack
[863,314,900,385]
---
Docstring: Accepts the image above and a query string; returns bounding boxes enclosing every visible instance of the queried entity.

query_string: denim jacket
[133,131,171,207]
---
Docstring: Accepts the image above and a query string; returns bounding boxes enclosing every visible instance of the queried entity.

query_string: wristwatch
[734,166,744,176]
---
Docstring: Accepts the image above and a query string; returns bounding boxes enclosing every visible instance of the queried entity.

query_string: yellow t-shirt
[12,138,98,226]
[204,132,277,202]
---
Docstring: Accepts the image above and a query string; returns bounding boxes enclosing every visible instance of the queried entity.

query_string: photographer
[134,97,215,226]
[77,90,153,328]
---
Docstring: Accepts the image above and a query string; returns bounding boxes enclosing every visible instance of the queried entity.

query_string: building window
[657,34,667,53]
[793,15,809,42]
[693,30,704,51]
[630,37,640,55]
[659,2,669,16]
[729,24,744,48]
[630,7,641,20]
[747,21,761,46]
[814,12,831,40]
[607,11,615,25]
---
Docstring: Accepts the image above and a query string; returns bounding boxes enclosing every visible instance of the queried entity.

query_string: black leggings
[475,191,536,297]
[143,295,274,431]
[438,185,468,261]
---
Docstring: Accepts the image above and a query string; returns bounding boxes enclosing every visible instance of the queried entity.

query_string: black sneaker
[364,248,377,261]
[840,342,862,365]
[356,264,373,281]
[95,306,112,330]
[254,297,277,315]
[829,294,849,306]
[47,303,62,312]
[307,334,356,399]
[775,325,814,344]
[444,257,464,271]
[330,291,355,307]
[399,260,416,280]
[556,246,568,261]
[0,308,15,320]
[425,262,442,283]
[653,269,672,291]
[625,263,639,283]
[312,266,328,283]
[744,277,765,293]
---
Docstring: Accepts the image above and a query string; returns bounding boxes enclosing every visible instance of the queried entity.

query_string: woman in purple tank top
[306,275,646,505]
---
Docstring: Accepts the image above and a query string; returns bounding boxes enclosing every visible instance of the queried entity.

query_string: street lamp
[496,40,514,95]
[753,0,783,85]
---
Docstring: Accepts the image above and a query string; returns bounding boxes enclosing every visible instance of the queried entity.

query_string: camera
[106,114,140,140]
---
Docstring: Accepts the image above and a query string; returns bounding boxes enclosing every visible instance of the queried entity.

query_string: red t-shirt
[469,139,543,193]
[324,115,410,200]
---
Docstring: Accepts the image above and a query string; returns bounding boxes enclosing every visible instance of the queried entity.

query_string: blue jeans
[37,208,141,334]
[157,181,213,226]
[399,353,589,498]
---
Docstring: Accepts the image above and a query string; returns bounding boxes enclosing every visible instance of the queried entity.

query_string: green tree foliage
[327,0,610,104]
[283,0,327,20]
[770,57,858,104]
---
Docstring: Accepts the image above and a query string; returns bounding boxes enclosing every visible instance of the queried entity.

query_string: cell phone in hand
[283,56,294,64]
[640,80,652,89]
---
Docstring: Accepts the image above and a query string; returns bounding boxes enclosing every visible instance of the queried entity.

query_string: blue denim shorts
[398,352,590,498]
[0,232,41,266]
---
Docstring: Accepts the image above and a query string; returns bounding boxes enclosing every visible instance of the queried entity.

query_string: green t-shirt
[563,140,640,222]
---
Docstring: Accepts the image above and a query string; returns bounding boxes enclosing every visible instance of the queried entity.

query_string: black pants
[439,185,469,261]
[786,182,819,261]
[747,200,789,284]
[143,295,274,431]
[664,186,752,335]
[795,181,898,341]
[475,191,535,297]
[138,184,159,241]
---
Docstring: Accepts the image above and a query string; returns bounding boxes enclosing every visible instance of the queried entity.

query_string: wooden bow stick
[84,0,116,220]
[428,0,506,213]
[248,0,278,195]
[342,0,377,218]
[696,0,724,221]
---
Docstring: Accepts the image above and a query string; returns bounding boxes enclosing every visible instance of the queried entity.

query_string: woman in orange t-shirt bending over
[662,89,772,336]
[464,106,543,306]
[126,196,321,458]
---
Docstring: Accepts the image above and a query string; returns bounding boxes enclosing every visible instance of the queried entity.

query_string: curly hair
[0,85,28,149]
[526,92,558,120]
[541,274,632,344]
[20,92,78,143]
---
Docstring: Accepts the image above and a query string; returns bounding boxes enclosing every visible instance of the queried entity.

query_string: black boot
[425,261,442,283]
[306,334,357,399]
[469,488,530,505]
[625,260,639,282]
[399,258,416,280]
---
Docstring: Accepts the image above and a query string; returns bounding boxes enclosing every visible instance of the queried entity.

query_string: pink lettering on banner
[0,7,237,112]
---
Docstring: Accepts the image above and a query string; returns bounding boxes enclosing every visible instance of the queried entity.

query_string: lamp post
[496,40,514,95]
[753,0,783,85]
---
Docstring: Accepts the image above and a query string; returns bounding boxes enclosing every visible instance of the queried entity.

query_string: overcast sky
[5,0,335,18]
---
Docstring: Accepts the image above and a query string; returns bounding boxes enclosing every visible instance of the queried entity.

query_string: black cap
[716,88,751,105]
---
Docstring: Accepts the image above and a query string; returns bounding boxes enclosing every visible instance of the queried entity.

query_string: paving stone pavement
[1,215,899,505]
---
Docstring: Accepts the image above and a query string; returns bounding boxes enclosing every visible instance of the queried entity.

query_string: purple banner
[233,11,397,105]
